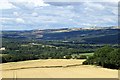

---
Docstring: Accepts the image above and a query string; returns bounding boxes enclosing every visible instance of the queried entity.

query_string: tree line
[83,45,120,69]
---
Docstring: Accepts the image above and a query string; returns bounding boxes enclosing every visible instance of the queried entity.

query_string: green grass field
[79,53,94,56]
[71,53,94,59]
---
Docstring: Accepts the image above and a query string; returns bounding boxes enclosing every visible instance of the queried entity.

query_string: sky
[0,0,119,30]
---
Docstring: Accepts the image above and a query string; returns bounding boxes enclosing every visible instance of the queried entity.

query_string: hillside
[2,28,119,44]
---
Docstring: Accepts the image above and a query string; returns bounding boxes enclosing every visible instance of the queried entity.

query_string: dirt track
[1,59,118,78]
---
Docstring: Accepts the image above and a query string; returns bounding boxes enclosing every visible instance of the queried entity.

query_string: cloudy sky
[0,0,118,30]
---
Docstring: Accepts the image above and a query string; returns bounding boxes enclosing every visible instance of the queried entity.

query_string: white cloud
[0,0,16,9]
[32,12,38,17]
[13,12,19,16]
[10,0,49,6]
[0,18,14,23]
[1,1,118,30]
[84,2,105,10]
[111,8,118,15]
[42,0,119,2]
[28,0,50,7]
[9,0,50,9]
[16,18,25,23]
[103,18,114,22]
[81,23,92,26]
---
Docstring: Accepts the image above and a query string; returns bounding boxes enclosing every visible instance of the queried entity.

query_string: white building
[0,47,5,51]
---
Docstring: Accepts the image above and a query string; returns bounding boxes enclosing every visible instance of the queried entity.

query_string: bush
[79,55,87,59]
[65,55,72,59]
[82,61,89,65]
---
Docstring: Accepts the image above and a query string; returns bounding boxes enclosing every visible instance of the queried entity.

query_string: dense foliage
[83,46,120,69]
[1,38,96,63]
[1,38,119,70]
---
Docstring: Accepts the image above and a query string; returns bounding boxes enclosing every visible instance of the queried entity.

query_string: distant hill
[2,28,120,44]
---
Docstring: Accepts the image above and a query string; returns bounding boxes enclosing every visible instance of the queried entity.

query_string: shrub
[82,61,89,65]
[65,55,72,59]
[79,55,87,59]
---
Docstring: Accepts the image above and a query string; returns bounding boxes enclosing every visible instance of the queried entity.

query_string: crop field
[1,59,118,78]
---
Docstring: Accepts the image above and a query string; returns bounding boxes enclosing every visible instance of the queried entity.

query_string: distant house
[62,41,69,43]
[30,43,35,45]
[0,47,5,51]
[42,45,45,47]
[29,43,38,45]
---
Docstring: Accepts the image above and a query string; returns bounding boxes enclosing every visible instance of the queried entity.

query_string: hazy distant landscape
[2,27,119,43]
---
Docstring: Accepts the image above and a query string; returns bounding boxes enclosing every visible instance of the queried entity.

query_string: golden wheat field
[1,59,118,78]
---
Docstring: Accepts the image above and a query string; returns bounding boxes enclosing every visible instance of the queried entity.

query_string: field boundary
[2,64,82,71]
[1,78,119,80]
